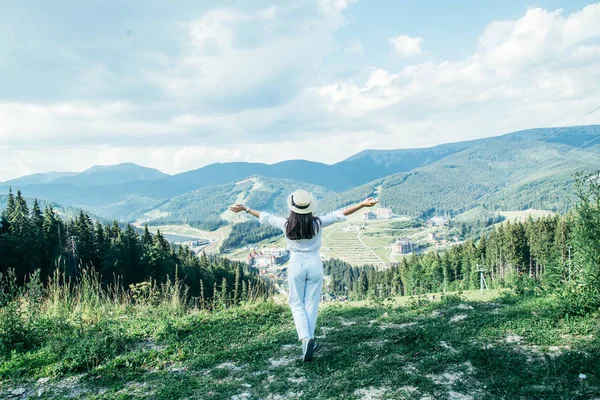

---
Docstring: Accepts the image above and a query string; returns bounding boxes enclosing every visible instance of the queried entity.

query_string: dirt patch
[399,386,418,393]
[288,376,307,384]
[505,334,524,344]
[116,381,155,397]
[428,371,463,386]
[403,363,419,374]
[427,362,475,387]
[354,386,388,400]
[339,317,356,326]
[138,338,167,352]
[365,339,389,347]
[455,304,474,310]
[216,362,244,371]
[167,364,188,373]
[269,356,296,368]
[503,335,572,362]
[380,322,418,330]
[316,326,335,339]
[450,314,467,323]
[265,391,304,399]
[440,341,459,353]
[448,391,474,400]
[3,373,94,399]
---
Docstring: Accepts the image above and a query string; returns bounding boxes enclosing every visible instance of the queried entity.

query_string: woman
[229,190,378,361]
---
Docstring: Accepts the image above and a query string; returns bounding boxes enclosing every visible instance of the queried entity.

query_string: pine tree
[72,211,95,270]
[31,199,43,231]
[199,279,205,309]
[122,224,141,285]
[221,277,228,309]
[142,226,152,246]
[1,187,15,233]
[233,265,241,305]
[9,191,35,281]
[358,269,369,298]
[212,281,218,309]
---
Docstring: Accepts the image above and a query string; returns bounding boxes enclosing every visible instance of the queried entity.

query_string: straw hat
[287,190,315,214]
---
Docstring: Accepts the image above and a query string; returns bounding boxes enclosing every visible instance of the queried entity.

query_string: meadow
[1,274,598,400]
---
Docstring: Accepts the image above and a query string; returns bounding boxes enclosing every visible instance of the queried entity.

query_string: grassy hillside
[1,292,598,399]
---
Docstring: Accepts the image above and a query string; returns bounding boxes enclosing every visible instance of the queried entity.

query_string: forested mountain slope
[320,126,600,219]
[148,176,333,230]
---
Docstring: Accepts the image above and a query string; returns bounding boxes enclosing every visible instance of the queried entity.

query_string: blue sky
[1,0,599,180]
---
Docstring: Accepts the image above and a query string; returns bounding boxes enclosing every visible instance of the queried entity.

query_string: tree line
[325,172,600,313]
[325,213,574,297]
[0,189,272,308]
[220,220,282,253]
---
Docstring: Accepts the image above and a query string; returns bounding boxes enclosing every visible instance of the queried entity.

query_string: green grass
[1,292,598,399]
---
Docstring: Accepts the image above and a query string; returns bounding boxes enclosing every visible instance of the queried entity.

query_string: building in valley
[362,210,376,220]
[247,248,290,268]
[376,208,393,219]
[363,208,393,221]
[394,238,414,254]
[427,216,449,227]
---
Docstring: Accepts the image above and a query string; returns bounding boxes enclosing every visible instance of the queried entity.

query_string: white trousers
[287,253,323,340]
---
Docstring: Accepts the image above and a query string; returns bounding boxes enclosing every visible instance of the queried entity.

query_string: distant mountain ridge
[1,163,168,187]
[51,163,169,187]
[1,125,598,223]
[2,171,77,186]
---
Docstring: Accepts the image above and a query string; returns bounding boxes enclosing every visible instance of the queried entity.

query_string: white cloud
[0,101,180,146]
[2,3,600,183]
[477,4,600,76]
[318,4,600,120]
[145,6,340,106]
[388,35,424,58]
[318,0,355,15]
[365,69,399,89]
[258,5,277,20]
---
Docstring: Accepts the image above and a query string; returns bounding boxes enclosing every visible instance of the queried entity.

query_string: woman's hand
[229,204,248,213]
[361,197,379,207]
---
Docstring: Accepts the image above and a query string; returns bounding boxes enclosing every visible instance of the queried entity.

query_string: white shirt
[259,210,347,254]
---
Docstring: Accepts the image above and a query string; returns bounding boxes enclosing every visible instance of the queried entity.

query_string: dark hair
[285,211,321,240]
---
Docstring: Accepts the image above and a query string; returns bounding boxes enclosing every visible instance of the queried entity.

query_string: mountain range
[1,125,599,226]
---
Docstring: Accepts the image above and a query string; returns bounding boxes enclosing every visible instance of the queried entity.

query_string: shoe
[302,338,315,362]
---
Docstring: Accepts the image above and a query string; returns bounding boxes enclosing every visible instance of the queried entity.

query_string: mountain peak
[50,163,169,187]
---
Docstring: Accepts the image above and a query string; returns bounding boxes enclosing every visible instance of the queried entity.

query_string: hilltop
[1,291,598,399]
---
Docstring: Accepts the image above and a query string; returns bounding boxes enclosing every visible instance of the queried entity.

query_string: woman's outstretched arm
[319,197,379,228]
[342,197,379,216]
[229,204,260,218]
[229,204,286,231]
